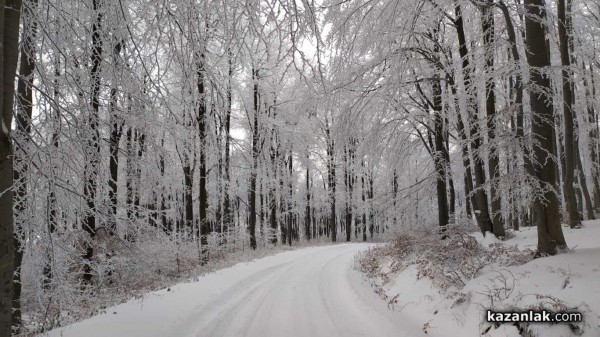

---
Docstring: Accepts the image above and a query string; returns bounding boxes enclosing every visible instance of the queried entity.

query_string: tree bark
[481,1,505,238]
[108,40,123,234]
[82,0,103,284]
[0,0,22,334]
[454,4,494,235]
[524,0,568,255]
[12,0,34,329]
[325,116,336,242]
[557,0,581,228]
[432,74,449,236]
[305,155,311,240]
[196,50,209,263]
[249,68,259,250]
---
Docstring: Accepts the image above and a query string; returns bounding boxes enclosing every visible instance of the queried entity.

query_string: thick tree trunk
[196,51,209,263]
[432,75,449,236]
[12,0,34,329]
[558,0,581,228]
[82,0,104,284]
[524,0,568,255]
[1,1,22,334]
[108,41,123,234]
[481,1,505,238]
[249,68,259,250]
[454,4,494,234]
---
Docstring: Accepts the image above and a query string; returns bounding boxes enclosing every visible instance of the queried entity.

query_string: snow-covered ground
[360,221,600,337]
[40,243,427,337]
[39,222,600,337]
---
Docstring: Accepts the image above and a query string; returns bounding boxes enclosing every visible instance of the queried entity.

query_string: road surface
[44,244,424,337]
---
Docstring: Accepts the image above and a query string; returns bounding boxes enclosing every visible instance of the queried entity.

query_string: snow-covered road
[43,244,424,337]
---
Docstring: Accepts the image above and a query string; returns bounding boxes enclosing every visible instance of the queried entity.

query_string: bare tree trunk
[344,144,353,241]
[287,150,293,246]
[432,73,449,236]
[524,0,568,255]
[368,169,374,238]
[558,0,581,228]
[196,50,209,263]
[108,40,123,234]
[305,154,311,240]
[575,133,594,219]
[482,1,505,238]
[223,49,233,239]
[82,0,104,284]
[248,68,259,250]
[2,0,23,333]
[392,169,398,225]
[361,160,367,242]
[11,0,34,329]
[497,1,532,229]
[269,135,278,244]
[325,116,336,242]
[447,80,475,220]
[454,4,494,234]
[584,62,600,213]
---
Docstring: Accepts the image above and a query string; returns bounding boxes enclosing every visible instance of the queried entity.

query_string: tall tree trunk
[108,40,123,234]
[344,144,353,241]
[159,138,169,232]
[584,62,600,213]
[10,0,27,331]
[524,0,568,255]
[305,155,311,240]
[392,169,398,225]
[325,117,336,242]
[482,1,505,238]
[575,136,594,220]
[361,160,367,242]
[454,4,494,234]
[126,127,135,223]
[558,0,581,228]
[368,169,374,238]
[134,130,145,219]
[432,73,449,236]
[223,49,233,239]
[497,1,533,229]
[1,0,22,334]
[82,0,104,284]
[269,136,278,244]
[287,150,293,246]
[249,68,259,250]
[196,50,209,263]
[448,81,475,220]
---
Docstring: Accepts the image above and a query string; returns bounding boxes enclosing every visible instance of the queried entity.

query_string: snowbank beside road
[357,221,600,337]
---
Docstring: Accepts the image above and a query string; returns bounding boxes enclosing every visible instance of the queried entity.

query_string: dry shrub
[356,224,534,298]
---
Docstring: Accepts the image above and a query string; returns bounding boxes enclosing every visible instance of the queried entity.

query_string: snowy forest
[0,0,599,335]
